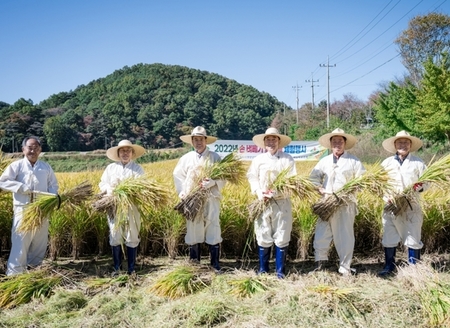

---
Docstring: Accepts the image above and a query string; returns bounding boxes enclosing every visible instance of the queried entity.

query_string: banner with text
[208,140,328,161]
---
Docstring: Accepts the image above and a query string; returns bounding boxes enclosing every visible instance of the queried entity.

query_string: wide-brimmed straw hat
[106,140,146,161]
[318,128,357,150]
[382,130,423,154]
[252,127,292,149]
[180,126,217,145]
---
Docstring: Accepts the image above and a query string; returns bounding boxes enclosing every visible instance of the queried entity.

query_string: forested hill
[1,63,287,152]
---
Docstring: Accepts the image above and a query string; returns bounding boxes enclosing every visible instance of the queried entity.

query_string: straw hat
[382,130,423,154]
[252,127,292,149]
[318,128,357,150]
[180,126,217,145]
[106,140,146,161]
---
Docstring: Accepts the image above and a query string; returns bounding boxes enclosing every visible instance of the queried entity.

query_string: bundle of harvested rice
[0,269,63,309]
[384,153,450,216]
[247,167,319,222]
[149,265,209,299]
[92,175,170,222]
[18,181,93,233]
[175,152,246,221]
[313,163,392,221]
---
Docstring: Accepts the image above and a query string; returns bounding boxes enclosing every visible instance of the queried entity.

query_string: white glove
[265,190,275,199]
[106,187,114,196]
[20,185,32,195]
[111,178,121,188]
[179,192,186,199]
[201,178,216,189]
[256,189,265,201]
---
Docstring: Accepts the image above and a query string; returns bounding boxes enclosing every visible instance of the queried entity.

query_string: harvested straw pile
[313,163,392,221]
[247,168,319,222]
[0,268,63,309]
[175,152,246,221]
[18,181,93,233]
[384,153,450,216]
[92,175,170,220]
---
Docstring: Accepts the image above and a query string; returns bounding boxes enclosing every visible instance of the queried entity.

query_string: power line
[330,0,400,62]
[331,53,401,93]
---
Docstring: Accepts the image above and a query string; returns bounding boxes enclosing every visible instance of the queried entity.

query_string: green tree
[395,12,450,85]
[416,53,450,144]
[373,80,418,140]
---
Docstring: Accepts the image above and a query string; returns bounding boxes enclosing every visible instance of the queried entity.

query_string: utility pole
[320,56,336,129]
[305,73,319,109]
[292,83,302,124]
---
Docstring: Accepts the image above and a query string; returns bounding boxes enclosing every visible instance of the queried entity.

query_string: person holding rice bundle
[310,128,365,276]
[100,140,145,276]
[247,127,296,279]
[0,136,58,275]
[378,131,426,277]
[173,126,225,272]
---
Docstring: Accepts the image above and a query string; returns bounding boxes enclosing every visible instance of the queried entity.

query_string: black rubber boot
[209,244,221,272]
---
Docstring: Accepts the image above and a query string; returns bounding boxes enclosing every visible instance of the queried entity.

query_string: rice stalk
[18,181,93,233]
[92,175,170,231]
[0,269,63,308]
[228,276,268,298]
[175,152,246,221]
[313,162,392,221]
[247,168,317,223]
[420,281,450,327]
[385,154,450,216]
[149,266,209,299]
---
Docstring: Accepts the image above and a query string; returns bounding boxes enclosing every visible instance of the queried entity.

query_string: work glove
[20,185,32,195]
[178,191,186,199]
[256,189,265,201]
[264,189,275,199]
[413,182,423,192]
[201,178,216,189]
[111,178,121,188]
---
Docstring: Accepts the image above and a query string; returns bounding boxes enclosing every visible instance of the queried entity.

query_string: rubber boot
[378,247,396,277]
[111,245,122,275]
[189,243,201,262]
[275,246,287,279]
[209,244,221,272]
[126,246,138,274]
[408,248,420,264]
[258,246,271,274]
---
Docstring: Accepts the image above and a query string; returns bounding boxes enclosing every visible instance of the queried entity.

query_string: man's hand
[201,178,216,189]
[413,182,423,192]
[20,185,32,195]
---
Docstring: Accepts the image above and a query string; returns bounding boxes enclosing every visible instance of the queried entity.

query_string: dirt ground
[2,249,449,278]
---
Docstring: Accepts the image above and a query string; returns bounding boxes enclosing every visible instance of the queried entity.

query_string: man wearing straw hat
[378,131,426,277]
[247,127,296,278]
[310,128,365,276]
[100,140,145,276]
[173,126,225,271]
[0,136,59,275]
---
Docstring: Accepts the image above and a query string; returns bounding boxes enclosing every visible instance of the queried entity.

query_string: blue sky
[1,0,448,109]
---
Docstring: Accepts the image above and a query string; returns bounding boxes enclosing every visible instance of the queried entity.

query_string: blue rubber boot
[275,246,287,279]
[378,247,396,277]
[408,248,420,264]
[209,244,221,272]
[112,245,122,274]
[258,246,271,274]
[189,244,201,262]
[126,246,137,274]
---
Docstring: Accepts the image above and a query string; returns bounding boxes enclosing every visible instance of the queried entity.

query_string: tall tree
[395,12,450,85]
[416,53,450,144]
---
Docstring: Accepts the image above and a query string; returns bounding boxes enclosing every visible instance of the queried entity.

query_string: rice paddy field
[0,158,450,327]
